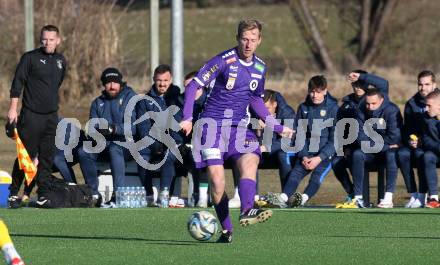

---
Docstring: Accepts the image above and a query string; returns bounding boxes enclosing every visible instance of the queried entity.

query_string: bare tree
[288,0,398,72]
[289,0,337,74]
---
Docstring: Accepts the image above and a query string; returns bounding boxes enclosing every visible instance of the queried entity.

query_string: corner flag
[14,129,37,185]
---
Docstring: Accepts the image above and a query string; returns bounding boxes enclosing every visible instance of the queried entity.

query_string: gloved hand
[96,124,116,136]
[5,121,16,139]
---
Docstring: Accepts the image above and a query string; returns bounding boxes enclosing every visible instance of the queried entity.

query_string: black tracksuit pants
[9,108,58,197]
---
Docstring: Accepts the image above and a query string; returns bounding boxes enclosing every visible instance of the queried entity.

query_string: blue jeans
[53,148,78,183]
[78,142,131,195]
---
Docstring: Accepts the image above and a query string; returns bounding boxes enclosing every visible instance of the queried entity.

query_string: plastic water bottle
[139,187,147,208]
[161,187,169,208]
[138,187,146,208]
[116,187,121,208]
[130,187,136,208]
[133,187,140,208]
[119,187,126,208]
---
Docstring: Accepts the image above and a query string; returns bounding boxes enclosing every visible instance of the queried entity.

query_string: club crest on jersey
[249,80,258,91]
[202,64,219,82]
[56,59,63,69]
[320,110,326,117]
[254,62,265,73]
[226,77,236,90]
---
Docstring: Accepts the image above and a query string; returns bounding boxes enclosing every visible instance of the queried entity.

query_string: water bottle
[161,187,169,208]
[133,187,140,208]
[138,187,146,208]
[116,187,125,208]
[116,187,121,208]
[139,187,145,207]
[129,187,136,208]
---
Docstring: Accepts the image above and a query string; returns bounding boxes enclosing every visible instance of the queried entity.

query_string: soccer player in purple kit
[180,20,294,243]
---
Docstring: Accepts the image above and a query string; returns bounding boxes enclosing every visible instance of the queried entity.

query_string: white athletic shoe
[196,197,208,208]
[404,197,417,208]
[228,196,241,208]
[377,199,393,208]
[409,198,423,208]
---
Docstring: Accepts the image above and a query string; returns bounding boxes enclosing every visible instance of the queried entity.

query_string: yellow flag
[14,129,37,186]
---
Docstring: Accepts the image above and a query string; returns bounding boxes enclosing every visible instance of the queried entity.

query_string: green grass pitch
[1,208,440,264]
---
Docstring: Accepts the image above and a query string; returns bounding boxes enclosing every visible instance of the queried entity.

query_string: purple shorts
[192,125,261,169]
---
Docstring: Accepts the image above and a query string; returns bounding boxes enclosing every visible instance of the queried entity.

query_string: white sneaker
[196,197,208,208]
[409,198,423,208]
[228,196,241,208]
[404,197,416,208]
[377,199,393,208]
[169,196,179,208]
[176,198,185,208]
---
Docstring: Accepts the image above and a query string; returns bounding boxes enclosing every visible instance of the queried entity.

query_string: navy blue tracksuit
[257,92,296,189]
[78,86,137,194]
[282,94,338,198]
[136,85,182,195]
[397,92,428,194]
[333,73,390,196]
[422,116,440,195]
[351,99,402,197]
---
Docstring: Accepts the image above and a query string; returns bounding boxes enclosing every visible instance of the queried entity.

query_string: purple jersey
[184,47,267,126]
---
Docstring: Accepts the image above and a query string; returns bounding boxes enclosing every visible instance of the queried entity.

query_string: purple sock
[214,194,233,232]
[239,178,256,214]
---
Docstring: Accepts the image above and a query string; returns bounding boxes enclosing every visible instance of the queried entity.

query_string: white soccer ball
[187,211,219,241]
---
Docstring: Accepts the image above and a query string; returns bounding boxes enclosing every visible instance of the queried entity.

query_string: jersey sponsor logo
[99,103,104,107]
[226,57,236,64]
[251,73,262,79]
[40,59,46,64]
[249,80,258,91]
[320,110,326,117]
[201,148,221,160]
[229,72,237,78]
[56,59,63,69]
[202,64,219,82]
[254,62,265,73]
[229,65,238,71]
[221,50,235,58]
[226,77,236,90]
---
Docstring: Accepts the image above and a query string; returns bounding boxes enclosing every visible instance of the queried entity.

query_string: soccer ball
[187,211,219,241]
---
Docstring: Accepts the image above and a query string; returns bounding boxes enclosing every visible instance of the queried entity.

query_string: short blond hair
[237,19,262,38]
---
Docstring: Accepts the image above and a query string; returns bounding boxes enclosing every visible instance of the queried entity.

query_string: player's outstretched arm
[249,95,295,138]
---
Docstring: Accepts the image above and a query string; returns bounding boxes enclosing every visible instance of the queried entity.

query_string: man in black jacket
[136,64,182,206]
[397,70,437,208]
[351,89,402,208]
[421,90,440,208]
[7,25,66,208]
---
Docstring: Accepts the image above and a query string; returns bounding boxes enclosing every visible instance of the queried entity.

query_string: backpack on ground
[35,175,95,208]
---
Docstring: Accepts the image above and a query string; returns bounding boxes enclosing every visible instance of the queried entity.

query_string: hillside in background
[0,0,439,108]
